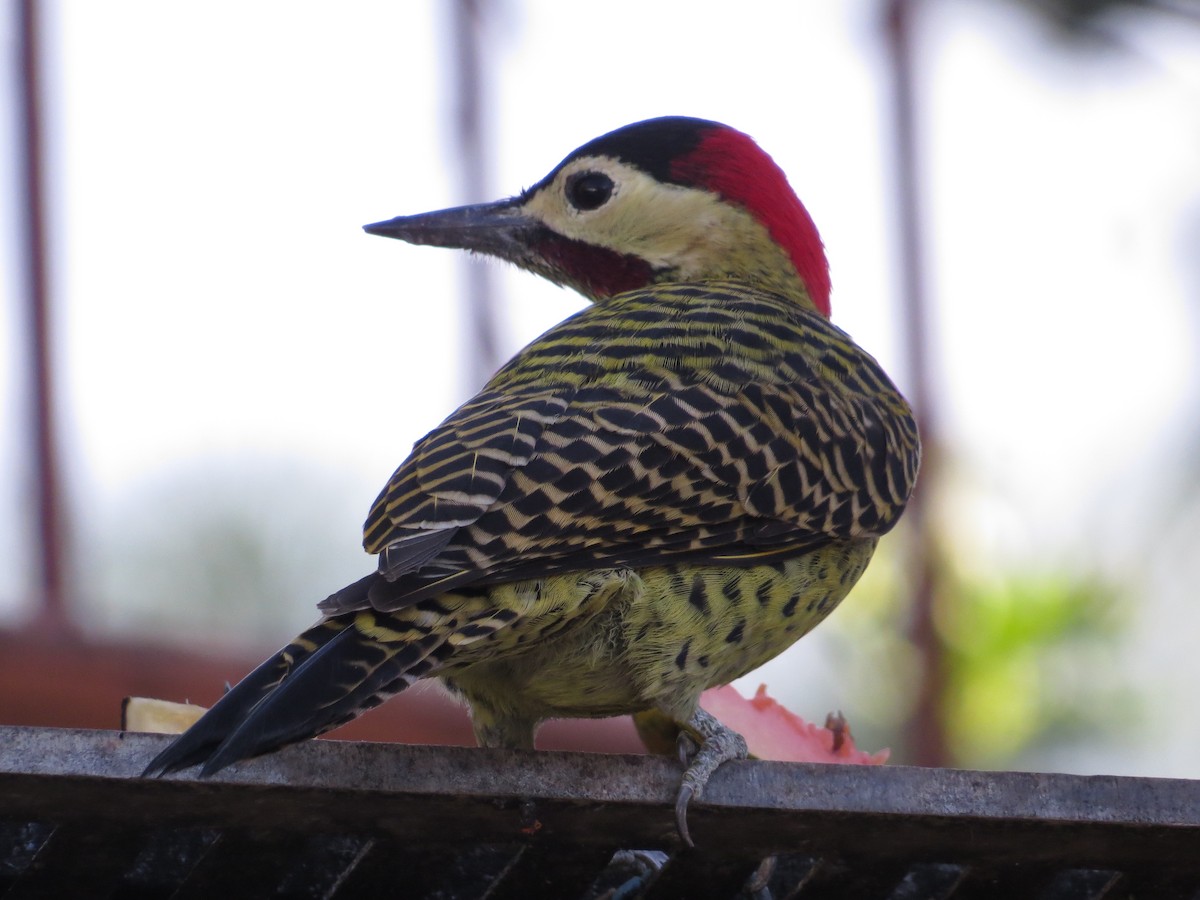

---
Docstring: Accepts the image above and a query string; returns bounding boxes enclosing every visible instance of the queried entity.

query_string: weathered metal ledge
[1,726,1198,898]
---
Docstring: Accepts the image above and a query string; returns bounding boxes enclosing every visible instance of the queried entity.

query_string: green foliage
[820,527,1137,769]
[935,571,1135,766]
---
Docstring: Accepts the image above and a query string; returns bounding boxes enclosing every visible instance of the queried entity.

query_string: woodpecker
[143,116,920,846]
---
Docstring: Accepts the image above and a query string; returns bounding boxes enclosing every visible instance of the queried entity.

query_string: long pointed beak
[363,197,540,260]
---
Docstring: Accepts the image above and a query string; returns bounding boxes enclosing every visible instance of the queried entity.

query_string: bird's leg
[674,706,748,847]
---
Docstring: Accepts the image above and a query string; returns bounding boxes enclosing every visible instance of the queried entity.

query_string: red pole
[450,0,502,389]
[883,0,948,766]
[16,0,72,633]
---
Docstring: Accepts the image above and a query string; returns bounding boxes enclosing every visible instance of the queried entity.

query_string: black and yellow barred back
[346,281,918,612]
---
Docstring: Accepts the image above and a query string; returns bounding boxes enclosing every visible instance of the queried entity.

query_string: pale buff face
[522,155,794,285]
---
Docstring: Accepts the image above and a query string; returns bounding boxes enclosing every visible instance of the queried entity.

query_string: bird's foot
[673,707,748,848]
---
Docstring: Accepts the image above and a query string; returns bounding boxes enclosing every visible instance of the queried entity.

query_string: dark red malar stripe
[535,230,657,299]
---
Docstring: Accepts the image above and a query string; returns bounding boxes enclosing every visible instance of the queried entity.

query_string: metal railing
[3,726,1199,899]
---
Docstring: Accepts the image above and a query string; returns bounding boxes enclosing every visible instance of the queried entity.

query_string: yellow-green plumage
[338,280,915,746]
[445,543,875,749]
[143,117,919,844]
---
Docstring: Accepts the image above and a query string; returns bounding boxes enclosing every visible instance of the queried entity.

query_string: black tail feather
[142,565,462,779]
[197,622,446,776]
[141,590,451,778]
[140,615,350,777]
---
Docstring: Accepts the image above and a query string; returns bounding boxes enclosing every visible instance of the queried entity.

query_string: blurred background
[2,0,1198,775]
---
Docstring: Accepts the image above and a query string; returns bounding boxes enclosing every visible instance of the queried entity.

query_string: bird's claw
[674,781,696,849]
[671,708,749,848]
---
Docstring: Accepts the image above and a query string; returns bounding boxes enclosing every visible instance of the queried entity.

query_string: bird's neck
[594,201,828,316]
[652,244,822,315]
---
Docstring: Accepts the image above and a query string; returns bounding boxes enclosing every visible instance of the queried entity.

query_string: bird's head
[365,116,831,316]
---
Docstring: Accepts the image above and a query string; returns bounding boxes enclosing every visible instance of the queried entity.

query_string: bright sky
[2,1,1199,773]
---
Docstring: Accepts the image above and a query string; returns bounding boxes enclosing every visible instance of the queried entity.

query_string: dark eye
[566,171,614,211]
